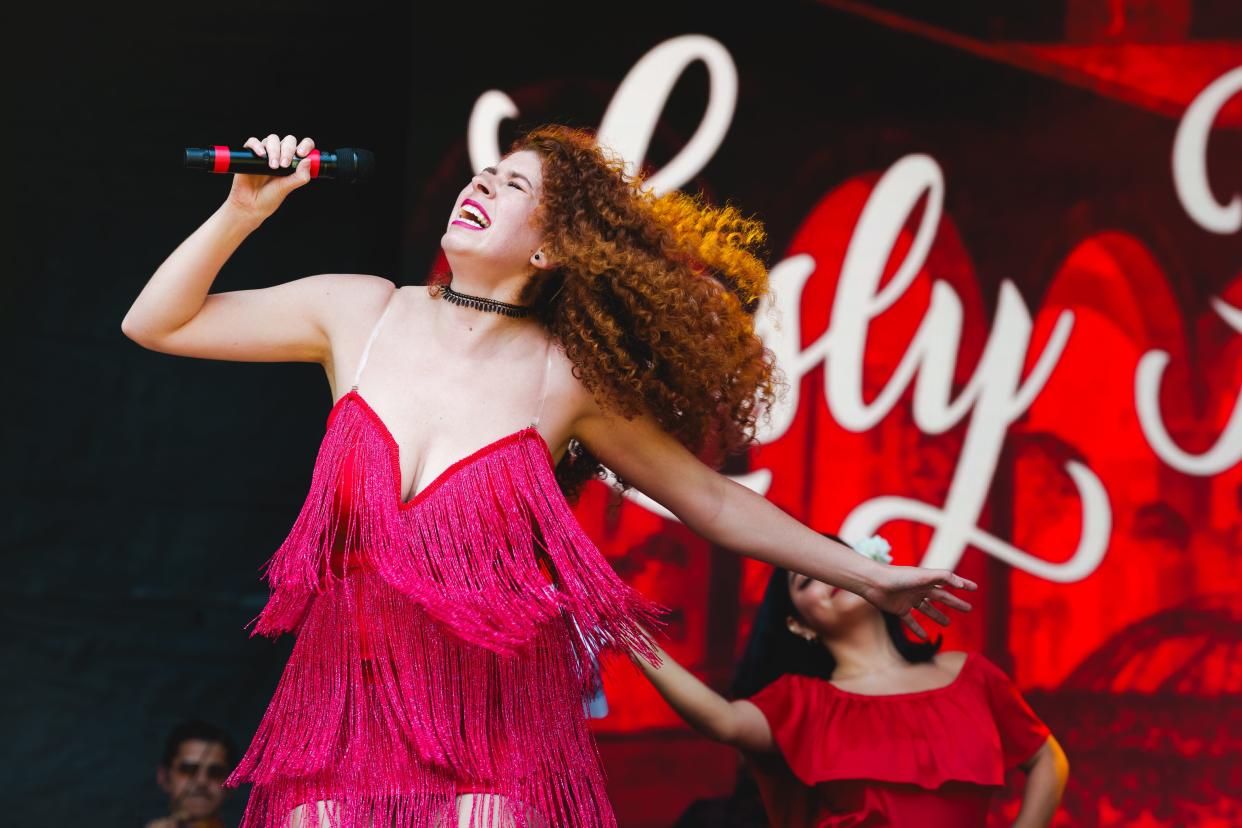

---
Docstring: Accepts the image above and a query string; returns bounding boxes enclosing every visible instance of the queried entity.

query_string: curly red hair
[511,125,779,500]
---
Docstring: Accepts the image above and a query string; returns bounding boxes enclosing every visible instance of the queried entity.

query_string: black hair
[160,720,238,768]
[728,533,941,699]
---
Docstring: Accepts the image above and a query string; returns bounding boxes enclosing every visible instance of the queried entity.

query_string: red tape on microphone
[212,145,230,174]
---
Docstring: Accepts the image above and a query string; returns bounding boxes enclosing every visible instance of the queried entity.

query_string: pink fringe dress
[225,299,661,827]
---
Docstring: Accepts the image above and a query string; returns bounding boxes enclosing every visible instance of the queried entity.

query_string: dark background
[6,3,414,823]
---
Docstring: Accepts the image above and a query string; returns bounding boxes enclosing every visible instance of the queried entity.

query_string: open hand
[862,565,977,640]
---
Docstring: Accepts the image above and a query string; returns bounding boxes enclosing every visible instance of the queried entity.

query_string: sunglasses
[172,760,230,782]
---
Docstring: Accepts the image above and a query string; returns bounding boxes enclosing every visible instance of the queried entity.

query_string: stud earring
[788,624,815,643]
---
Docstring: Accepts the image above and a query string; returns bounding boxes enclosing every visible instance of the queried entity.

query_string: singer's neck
[430,270,538,343]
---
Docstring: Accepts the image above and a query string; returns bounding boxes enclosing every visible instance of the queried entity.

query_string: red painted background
[407,3,1242,825]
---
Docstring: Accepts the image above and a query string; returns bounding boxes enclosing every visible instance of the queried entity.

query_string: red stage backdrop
[407,4,1241,825]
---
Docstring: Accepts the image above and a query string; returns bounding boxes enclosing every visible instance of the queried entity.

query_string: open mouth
[452,199,491,231]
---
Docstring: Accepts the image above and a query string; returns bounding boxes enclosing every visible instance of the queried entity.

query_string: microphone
[184,146,375,183]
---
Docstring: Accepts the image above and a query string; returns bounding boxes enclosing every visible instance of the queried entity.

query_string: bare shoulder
[545,336,594,410]
[306,273,396,315]
[933,649,970,678]
[306,274,398,336]
[296,275,395,382]
[307,272,395,292]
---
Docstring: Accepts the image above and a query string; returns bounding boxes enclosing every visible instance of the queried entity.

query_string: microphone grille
[335,148,375,183]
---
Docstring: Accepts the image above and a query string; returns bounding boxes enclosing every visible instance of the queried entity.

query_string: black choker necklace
[431,282,532,318]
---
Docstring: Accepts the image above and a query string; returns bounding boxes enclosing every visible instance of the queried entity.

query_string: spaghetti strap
[531,339,554,428]
[351,291,397,390]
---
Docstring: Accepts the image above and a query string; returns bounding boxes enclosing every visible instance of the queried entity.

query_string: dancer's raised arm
[121,133,391,365]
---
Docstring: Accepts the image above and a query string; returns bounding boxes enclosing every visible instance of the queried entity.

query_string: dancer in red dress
[123,128,977,827]
[635,535,1069,828]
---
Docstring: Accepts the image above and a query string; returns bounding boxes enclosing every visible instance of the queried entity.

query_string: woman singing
[122,127,976,828]
[634,535,1068,828]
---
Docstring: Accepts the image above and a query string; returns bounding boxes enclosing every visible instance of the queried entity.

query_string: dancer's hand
[223,133,316,224]
[862,565,977,640]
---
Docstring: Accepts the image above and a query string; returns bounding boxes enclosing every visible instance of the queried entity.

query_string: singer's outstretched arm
[121,133,391,367]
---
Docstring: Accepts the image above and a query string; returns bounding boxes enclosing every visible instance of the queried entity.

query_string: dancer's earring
[787,617,817,644]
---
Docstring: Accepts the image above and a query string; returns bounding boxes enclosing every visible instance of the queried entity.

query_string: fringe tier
[227,393,662,827]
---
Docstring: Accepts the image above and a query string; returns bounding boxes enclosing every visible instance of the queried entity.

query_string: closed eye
[796,576,812,591]
[508,181,524,190]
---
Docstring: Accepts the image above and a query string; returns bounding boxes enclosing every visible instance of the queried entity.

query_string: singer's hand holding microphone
[185,133,375,226]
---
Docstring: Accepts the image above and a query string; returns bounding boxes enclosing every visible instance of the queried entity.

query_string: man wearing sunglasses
[145,721,237,828]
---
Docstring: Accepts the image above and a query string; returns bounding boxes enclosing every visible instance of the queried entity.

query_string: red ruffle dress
[747,653,1050,827]
[224,297,661,827]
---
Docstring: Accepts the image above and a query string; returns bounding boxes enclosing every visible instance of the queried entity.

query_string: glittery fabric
[226,390,662,827]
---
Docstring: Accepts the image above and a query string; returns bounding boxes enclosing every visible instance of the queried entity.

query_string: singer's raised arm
[121,133,391,369]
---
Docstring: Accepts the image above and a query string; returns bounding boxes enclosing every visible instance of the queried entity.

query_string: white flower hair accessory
[849,534,893,564]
